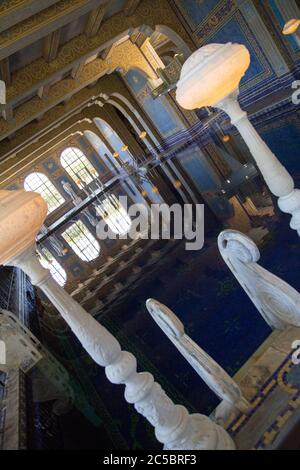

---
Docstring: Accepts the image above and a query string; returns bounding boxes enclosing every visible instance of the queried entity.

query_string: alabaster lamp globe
[0,189,47,265]
[176,43,250,110]
[283,19,300,35]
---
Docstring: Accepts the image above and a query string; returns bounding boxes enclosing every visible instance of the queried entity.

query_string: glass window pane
[24,172,65,214]
[61,147,98,188]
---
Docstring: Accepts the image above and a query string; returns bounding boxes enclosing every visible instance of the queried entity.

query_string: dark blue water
[84,212,299,449]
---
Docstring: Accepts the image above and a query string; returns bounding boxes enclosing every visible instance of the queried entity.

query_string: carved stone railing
[218,230,300,330]
[0,189,235,450]
[146,299,250,420]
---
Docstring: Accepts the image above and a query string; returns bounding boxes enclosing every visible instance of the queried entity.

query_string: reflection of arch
[154,25,192,59]
[92,101,192,204]
[84,129,146,204]
[92,120,162,204]
[109,92,160,148]
[94,118,131,159]
[83,130,120,175]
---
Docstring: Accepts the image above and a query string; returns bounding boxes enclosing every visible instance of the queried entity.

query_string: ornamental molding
[3,0,193,105]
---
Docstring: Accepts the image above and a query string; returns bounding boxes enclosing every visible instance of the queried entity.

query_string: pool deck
[213,326,300,449]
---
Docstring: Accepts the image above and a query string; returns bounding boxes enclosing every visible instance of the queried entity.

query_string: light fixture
[152,186,159,193]
[176,42,300,238]
[121,144,129,152]
[139,131,147,139]
[226,179,231,184]
[149,53,184,99]
[113,151,119,158]
[0,190,47,265]
[141,190,148,197]
[174,180,182,189]
[222,134,231,143]
[176,43,250,109]
[282,19,300,35]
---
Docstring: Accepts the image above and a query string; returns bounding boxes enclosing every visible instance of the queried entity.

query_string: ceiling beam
[2,0,194,109]
[0,0,109,61]
[0,40,156,138]
[0,73,128,146]
[0,0,60,34]
[85,3,107,38]
[70,62,86,80]
[2,105,14,122]
[37,84,51,100]
[123,0,141,16]
[100,44,115,60]
[0,58,11,87]
[43,29,61,62]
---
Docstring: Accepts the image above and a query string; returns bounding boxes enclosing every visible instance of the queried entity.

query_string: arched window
[60,147,98,189]
[24,172,65,214]
[38,247,67,286]
[96,195,131,235]
[61,220,100,261]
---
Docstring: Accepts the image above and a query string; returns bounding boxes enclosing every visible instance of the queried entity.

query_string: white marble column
[7,244,235,450]
[218,91,300,236]
[176,43,300,237]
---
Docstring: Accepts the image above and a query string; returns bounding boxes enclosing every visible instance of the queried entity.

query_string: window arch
[61,220,100,261]
[38,247,67,286]
[24,172,65,214]
[96,195,131,235]
[60,147,98,189]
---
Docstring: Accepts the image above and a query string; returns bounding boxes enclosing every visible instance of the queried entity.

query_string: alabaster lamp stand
[0,189,235,450]
[176,43,300,237]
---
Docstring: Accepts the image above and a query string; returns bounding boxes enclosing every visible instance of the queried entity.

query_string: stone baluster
[0,190,235,450]
[218,229,300,330]
[146,299,250,416]
[9,245,235,450]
